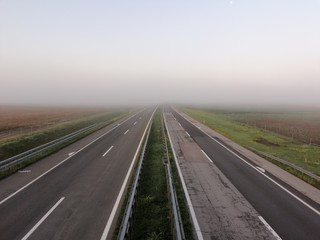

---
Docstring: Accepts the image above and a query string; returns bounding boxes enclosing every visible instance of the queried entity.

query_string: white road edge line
[163,112,204,240]
[100,109,156,240]
[258,216,282,240]
[102,146,114,157]
[124,129,129,135]
[185,131,190,137]
[256,166,266,173]
[21,197,65,240]
[175,110,320,216]
[0,112,139,205]
[201,150,213,163]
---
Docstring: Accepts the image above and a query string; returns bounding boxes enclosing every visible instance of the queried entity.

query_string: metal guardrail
[117,122,152,240]
[117,111,185,240]
[164,110,204,240]
[0,123,101,170]
[249,148,320,182]
[161,114,185,240]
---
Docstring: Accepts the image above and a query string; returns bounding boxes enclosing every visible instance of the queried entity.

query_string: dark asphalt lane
[0,108,154,240]
[169,107,320,240]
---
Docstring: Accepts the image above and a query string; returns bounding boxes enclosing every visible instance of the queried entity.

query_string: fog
[1,1,320,107]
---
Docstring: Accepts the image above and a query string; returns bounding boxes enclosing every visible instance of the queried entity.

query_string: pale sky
[1,0,320,107]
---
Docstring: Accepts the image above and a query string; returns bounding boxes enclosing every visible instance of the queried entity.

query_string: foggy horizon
[1,1,320,108]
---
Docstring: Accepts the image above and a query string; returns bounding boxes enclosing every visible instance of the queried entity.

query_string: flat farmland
[0,106,107,141]
[232,110,320,147]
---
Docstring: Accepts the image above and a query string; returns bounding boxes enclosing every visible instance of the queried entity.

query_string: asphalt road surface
[0,108,154,240]
[167,106,320,240]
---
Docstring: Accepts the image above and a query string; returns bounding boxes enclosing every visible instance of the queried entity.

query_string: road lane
[168,107,320,240]
[0,108,154,240]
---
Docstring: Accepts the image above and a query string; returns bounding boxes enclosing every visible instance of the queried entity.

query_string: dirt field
[231,110,320,146]
[0,105,107,141]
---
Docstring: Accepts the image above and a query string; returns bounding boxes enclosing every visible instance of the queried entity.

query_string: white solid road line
[124,129,129,135]
[21,197,65,240]
[201,150,213,163]
[258,216,282,240]
[256,166,266,173]
[68,152,75,156]
[0,113,139,205]
[177,110,320,216]
[164,112,204,240]
[185,131,190,137]
[102,146,114,157]
[100,109,156,240]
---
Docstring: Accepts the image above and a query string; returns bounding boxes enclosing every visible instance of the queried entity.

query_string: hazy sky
[1,0,320,107]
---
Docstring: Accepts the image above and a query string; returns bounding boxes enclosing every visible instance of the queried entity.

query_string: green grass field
[132,110,172,240]
[181,107,320,180]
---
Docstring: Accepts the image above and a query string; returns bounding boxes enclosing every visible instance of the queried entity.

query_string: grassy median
[132,111,172,240]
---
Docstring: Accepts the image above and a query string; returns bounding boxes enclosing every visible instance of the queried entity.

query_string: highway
[0,108,154,240]
[166,107,320,240]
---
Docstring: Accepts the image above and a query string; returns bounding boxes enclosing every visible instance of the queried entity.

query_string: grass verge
[132,110,172,240]
[180,107,320,188]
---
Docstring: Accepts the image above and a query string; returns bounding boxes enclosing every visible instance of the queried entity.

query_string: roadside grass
[180,107,320,183]
[132,111,172,240]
